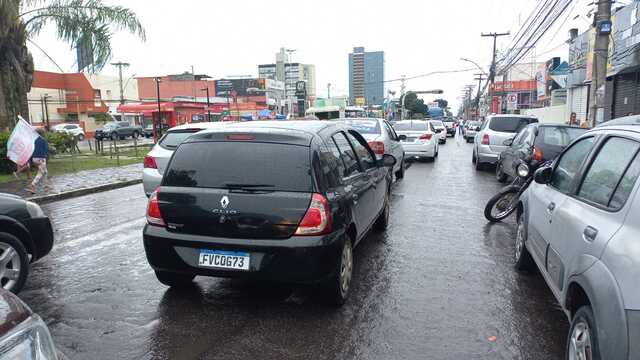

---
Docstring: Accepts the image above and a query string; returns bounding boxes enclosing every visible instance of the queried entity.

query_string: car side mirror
[475,126,481,131]
[398,134,407,141]
[435,129,442,133]
[381,154,397,168]
[503,138,514,146]
[534,166,553,184]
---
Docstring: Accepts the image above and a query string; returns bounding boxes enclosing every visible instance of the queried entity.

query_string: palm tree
[0,0,145,129]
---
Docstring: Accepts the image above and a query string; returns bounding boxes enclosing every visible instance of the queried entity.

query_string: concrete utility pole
[588,0,612,127]
[154,77,161,143]
[327,83,331,99]
[481,32,510,86]
[474,73,486,117]
[111,62,130,105]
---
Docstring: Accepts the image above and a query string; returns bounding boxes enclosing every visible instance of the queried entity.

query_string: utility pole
[474,73,485,118]
[111,62,130,105]
[43,94,51,130]
[588,0,612,127]
[464,85,475,120]
[481,32,510,86]
[154,77,161,143]
[327,83,331,99]
[201,87,211,122]
[399,75,407,119]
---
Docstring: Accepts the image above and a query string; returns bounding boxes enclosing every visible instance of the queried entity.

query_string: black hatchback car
[495,124,588,182]
[0,193,54,293]
[143,121,396,304]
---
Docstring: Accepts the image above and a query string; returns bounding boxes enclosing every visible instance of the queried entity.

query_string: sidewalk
[0,163,143,203]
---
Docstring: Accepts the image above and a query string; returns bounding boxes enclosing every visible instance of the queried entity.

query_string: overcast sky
[29,0,593,109]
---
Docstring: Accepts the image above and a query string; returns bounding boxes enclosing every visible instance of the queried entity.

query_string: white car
[338,118,406,179]
[143,122,234,196]
[429,120,447,144]
[392,120,439,161]
[52,123,85,140]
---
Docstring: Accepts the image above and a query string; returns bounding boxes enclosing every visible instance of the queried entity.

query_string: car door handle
[583,226,598,242]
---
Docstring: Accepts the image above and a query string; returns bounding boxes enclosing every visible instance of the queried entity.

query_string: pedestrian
[25,128,50,194]
[13,160,32,182]
[568,112,578,126]
[458,121,465,136]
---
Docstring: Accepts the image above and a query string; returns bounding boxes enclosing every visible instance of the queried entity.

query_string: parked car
[429,120,447,144]
[472,114,538,170]
[495,124,588,182]
[0,288,62,359]
[515,117,640,359]
[94,121,143,141]
[443,120,456,137]
[392,120,439,161]
[338,118,406,179]
[51,123,85,141]
[463,121,482,142]
[143,121,396,305]
[0,193,54,293]
[143,122,232,196]
[142,124,154,138]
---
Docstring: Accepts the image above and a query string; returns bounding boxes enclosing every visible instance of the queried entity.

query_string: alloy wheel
[340,242,353,296]
[568,321,593,360]
[0,243,22,292]
[515,219,525,262]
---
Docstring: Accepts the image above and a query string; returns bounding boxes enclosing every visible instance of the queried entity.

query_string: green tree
[0,0,145,129]
[400,92,428,117]
[434,98,448,109]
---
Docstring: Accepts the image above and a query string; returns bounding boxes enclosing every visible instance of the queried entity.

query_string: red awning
[117,102,175,113]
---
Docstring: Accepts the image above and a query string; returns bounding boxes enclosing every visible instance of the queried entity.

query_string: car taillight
[368,141,385,155]
[532,146,543,162]
[295,193,331,236]
[419,133,433,141]
[144,155,157,169]
[481,134,490,145]
[146,189,166,227]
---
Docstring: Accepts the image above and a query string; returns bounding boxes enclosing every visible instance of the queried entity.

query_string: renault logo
[220,196,230,209]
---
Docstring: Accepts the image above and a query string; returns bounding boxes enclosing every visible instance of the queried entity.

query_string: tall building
[258,48,316,98]
[349,47,384,106]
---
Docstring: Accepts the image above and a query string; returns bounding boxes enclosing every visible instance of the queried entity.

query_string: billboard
[214,78,265,97]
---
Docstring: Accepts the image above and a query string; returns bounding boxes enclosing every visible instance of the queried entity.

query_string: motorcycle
[484,159,552,222]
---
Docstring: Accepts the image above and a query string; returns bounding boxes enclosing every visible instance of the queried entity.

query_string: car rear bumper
[21,217,54,261]
[402,143,435,157]
[476,145,499,164]
[142,168,163,197]
[628,310,640,359]
[143,225,344,284]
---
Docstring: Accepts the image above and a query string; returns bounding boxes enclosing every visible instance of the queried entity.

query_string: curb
[27,179,143,204]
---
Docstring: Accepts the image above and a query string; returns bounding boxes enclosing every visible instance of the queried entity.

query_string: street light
[460,58,487,75]
[401,89,444,120]
[153,77,161,143]
[200,87,211,122]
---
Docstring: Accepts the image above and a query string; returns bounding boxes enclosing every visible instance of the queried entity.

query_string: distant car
[142,124,154,138]
[473,114,538,170]
[515,118,640,360]
[463,121,482,143]
[143,122,233,196]
[143,121,396,305]
[0,193,54,293]
[443,120,456,137]
[52,123,85,141]
[338,118,406,180]
[495,123,588,182]
[392,120,439,161]
[429,120,447,144]
[94,121,143,141]
[0,288,62,359]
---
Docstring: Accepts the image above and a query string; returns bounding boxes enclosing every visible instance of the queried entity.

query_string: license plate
[403,137,416,142]
[198,250,250,270]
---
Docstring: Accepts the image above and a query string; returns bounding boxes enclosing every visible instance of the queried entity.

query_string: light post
[201,87,211,122]
[154,77,161,143]
[401,89,444,120]
[460,58,487,75]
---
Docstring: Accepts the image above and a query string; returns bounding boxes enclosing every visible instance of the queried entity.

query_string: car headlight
[25,201,46,218]
[0,314,59,360]
[517,163,530,178]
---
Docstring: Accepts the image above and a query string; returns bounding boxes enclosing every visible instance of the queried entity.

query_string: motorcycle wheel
[484,185,520,222]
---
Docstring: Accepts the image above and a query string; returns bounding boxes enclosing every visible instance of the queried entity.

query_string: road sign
[506,93,518,111]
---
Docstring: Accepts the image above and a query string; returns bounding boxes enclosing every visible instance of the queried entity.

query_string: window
[383,121,398,140]
[610,154,640,209]
[65,125,77,130]
[512,127,530,146]
[325,137,346,179]
[332,132,361,177]
[159,130,201,149]
[346,131,376,170]
[392,122,428,131]
[488,117,536,133]
[578,137,640,208]
[342,119,380,135]
[541,127,587,147]
[550,137,595,193]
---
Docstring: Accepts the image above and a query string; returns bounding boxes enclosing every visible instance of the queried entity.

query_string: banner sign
[7,117,38,166]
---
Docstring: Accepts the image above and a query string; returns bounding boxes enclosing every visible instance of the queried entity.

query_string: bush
[44,131,74,154]
[0,131,14,174]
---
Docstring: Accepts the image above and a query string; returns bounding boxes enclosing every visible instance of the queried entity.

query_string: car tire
[566,306,601,360]
[496,162,508,183]
[514,214,535,272]
[0,232,30,294]
[110,132,118,141]
[132,131,139,139]
[77,134,85,141]
[324,236,353,306]
[154,271,195,288]
[395,158,405,179]
[374,191,390,231]
[474,152,483,170]
[472,150,477,164]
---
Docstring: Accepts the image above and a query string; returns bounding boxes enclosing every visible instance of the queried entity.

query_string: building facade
[349,47,384,106]
[258,63,316,98]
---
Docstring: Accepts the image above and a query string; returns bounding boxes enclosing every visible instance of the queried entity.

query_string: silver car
[338,118,406,179]
[429,120,447,144]
[463,120,482,143]
[516,117,640,359]
[392,120,439,161]
[143,122,232,196]
[473,114,537,170]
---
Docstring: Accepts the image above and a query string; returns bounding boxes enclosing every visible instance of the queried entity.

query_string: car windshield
[159,130,202,149]
[488,117,536,133]
[542,127,588,146]
[341,119,381,134]
[393,122,428,131]
[468,121,481,127]
[431,121,444,128]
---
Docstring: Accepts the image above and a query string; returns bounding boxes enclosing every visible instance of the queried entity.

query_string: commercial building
[348,47,384,106]
[258,48,317,106]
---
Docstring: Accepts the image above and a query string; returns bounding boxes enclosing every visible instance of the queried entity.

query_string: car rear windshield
[541,127,588,146]
[489,117,536,133]
[393,122,428,131]
[431,121,444,128]
[163,141,312,192]
[468,121,482,127]
[159,130,201,149]
[342,119,381,134]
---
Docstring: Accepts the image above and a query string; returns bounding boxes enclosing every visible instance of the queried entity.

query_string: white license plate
[403,137,416,142]
[198,250,250,270]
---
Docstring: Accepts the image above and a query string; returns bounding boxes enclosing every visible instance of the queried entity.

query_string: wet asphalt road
[20,134,568,359]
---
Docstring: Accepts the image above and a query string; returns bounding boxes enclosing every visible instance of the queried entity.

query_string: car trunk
[396,130,433,144]
[158,140,313,239]
[488,117,536,153]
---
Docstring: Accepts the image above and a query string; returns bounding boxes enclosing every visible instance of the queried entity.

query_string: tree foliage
[434,98,448,109]
[400,92,428,116]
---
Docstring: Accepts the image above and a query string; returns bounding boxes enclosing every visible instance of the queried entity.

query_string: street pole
[154,77,161,143]
[481,32,510,87]
[327,83,331,99]
[202,87,211,122]
[400,75,406,119]
[111,62,130,105]
[43,94,50,130]
[588,0,612,127]
[474,73,485,117]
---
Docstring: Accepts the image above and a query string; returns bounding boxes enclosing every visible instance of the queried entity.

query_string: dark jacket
[32,136,48,159]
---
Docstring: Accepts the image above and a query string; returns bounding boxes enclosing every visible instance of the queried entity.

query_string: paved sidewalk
[0,163,142,202]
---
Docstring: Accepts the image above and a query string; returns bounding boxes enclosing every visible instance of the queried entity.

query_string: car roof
[337,117,384,122]
[597,115,640,128]
[488,114,537,119]
[167,122,235,132]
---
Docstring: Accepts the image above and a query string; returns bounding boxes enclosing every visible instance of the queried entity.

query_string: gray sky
[30,0,593,109]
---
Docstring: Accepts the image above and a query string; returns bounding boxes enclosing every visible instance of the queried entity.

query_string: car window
[324,137,347,180]
[488,117,536,133]
[610,153,640,209]
[550,137,595,193]
[382,121,398,140]
[345,130,376,171]
[332,132,361,177]
[159,130,201,149]
[541,126,588,147]
[578,137,640,208]
[341,119,381,135]
[512,127,530,146]
[65,125,76,130]
[392,122,428,131]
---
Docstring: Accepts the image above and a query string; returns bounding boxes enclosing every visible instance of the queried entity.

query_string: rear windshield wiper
[222,183,276,192]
